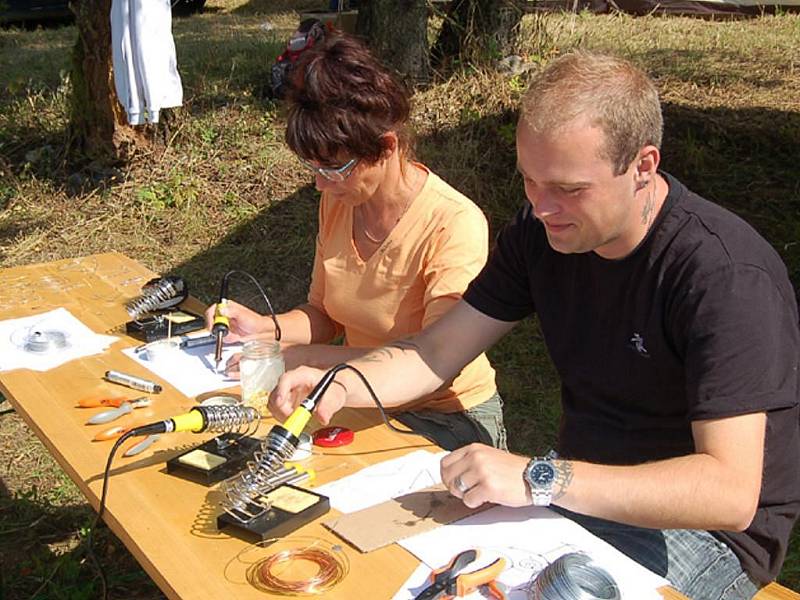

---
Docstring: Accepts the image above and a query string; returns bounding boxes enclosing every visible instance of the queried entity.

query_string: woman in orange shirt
[209,33,505,451]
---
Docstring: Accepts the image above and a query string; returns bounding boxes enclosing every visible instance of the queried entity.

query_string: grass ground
[0,1,798,598]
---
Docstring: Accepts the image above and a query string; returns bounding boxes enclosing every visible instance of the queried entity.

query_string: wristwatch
[523,452,557,507]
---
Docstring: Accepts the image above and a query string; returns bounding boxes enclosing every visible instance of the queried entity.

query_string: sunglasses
[301,158,359,182]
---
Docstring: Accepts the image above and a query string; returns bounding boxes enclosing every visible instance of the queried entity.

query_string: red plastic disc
[312,426,354,447]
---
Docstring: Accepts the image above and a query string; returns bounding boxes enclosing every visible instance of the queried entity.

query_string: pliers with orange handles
[414,549,506,600]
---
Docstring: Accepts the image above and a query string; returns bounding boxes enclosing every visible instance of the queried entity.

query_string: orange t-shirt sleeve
[421,206,489,327]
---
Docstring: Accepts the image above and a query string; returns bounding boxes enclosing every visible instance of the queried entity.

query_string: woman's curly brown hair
[285,33,413,166]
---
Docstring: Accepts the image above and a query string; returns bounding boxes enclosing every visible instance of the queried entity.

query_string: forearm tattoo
[388,339,421,354]
[360,338,420,363]
[360,347,396,363]
[552,460,574,501]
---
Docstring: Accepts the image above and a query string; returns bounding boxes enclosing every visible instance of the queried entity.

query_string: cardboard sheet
[323,483,485,552]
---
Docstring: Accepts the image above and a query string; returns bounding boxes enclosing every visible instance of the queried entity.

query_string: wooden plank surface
[0,253,686,599]
[758,583,800,599]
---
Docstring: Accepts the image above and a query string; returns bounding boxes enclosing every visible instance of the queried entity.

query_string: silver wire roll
[530,553,620,600]
[221,437,296,521]
[125,276,187,319]
[22,329,70,354]
[199,404,260,435]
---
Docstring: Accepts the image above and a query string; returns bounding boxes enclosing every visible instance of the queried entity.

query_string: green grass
[0,2,799,597]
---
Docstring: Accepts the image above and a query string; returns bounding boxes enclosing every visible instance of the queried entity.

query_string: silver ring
[453,475,468,494]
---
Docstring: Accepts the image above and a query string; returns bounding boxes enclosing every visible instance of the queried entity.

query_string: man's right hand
[204,300,272,343]
[268,365,347,425]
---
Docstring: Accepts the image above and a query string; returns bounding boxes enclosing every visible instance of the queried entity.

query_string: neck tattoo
[640,178,657,227]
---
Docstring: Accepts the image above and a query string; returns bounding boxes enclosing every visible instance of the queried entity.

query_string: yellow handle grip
[213,300,230,330]
[282,406,313,438]
[172,410,206,433]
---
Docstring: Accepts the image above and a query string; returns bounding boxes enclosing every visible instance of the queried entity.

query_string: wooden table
[0,253,685,599]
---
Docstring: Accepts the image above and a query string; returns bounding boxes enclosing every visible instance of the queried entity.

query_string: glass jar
[239,340,284,414]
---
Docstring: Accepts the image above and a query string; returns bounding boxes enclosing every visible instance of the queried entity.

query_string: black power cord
[334,363,439,447]
[218,270,282,341]
[84,429,137,600]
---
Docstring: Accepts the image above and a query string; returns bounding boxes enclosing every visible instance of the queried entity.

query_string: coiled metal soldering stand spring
[125,276,187,320]
[221,438,296,520]
[530,553,620,600]
[198,405,260,435]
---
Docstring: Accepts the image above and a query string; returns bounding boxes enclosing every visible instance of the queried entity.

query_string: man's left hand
[441,444,532,509]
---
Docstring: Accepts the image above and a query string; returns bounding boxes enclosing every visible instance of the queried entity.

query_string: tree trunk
[355,0,430,83]
[432,0,524,67]
[68,0,148,164]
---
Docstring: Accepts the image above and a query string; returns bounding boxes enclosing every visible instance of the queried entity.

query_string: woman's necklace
[359,166,419,245]
[362,222,388,245]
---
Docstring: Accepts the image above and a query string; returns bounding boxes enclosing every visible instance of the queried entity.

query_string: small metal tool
[87,397,151,425]
[93,425,134,441]
[104,370,162,394]
[123,434,161,457]
[134,333,216,354]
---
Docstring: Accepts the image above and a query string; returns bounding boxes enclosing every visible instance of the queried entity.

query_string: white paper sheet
[0,308,117,372]
[395,505,669,600]
[315,449,447,513]
[121,341,242,397]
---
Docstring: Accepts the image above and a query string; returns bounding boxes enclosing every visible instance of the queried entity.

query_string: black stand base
[125,309,205,342]
[217,485,330,542]
[165,434,261,485]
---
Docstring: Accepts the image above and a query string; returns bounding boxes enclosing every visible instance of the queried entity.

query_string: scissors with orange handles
[415,549,506,600]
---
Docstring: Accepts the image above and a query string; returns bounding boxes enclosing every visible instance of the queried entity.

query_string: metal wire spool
[530,553,620,600]
[20,329,70,354]
[125,276,187,319]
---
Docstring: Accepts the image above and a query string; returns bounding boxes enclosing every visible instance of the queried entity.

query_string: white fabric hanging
[110,0,183,125]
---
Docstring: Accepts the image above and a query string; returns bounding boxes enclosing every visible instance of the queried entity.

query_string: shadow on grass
[231,0,323,17]
[170,182,319,308]
[0,478,165,600]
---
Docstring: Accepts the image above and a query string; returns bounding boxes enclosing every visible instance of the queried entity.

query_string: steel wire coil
[530,552,620,600]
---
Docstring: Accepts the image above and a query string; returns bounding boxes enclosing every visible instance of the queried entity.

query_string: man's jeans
[553,507,761,599]
[394,392,507,451]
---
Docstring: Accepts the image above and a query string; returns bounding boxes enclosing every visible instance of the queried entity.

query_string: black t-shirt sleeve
[464,204,538,322]
[674,262,800,420]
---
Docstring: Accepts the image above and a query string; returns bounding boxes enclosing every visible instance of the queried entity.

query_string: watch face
[531,462,555,486]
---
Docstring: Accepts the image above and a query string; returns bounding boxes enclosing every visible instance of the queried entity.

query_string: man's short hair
[520,51,663,175]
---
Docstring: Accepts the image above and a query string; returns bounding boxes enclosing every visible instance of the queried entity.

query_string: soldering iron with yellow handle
[261,363,348,465]
[128,404,260,437]
[211,299,230,372]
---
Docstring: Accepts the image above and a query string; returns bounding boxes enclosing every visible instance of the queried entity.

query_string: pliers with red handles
[414,549,506,600]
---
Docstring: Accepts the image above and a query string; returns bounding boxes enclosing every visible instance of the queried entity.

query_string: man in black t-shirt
[270,51,800,598]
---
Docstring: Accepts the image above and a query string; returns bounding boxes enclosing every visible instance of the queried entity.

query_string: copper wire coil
[247,544,348,596]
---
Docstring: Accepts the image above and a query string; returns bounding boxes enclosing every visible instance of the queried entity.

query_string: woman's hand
[268,365,347,425]
[204,300,273,343]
